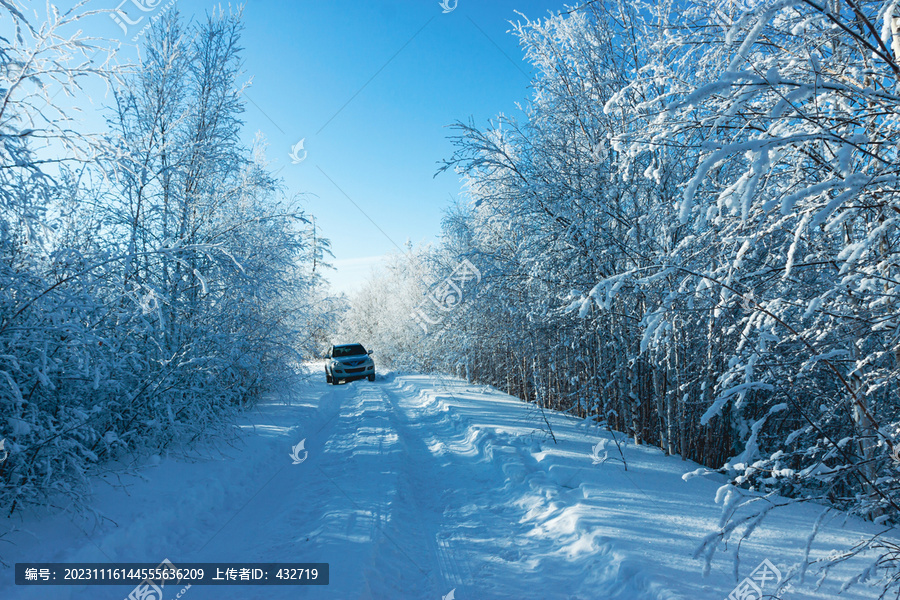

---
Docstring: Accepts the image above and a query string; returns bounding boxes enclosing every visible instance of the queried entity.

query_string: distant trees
[0,4,330,519]
[345,0,900,593]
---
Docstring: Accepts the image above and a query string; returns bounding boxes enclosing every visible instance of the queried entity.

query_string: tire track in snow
[288,378,448,598]
[382,379,523,599]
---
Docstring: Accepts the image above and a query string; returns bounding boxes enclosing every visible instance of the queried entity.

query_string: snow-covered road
[0,369,888,599]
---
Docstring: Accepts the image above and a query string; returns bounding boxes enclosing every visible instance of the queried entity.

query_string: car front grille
[345,367,366,374]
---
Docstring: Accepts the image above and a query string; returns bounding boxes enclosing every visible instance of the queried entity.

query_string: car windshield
[333,344,366,358]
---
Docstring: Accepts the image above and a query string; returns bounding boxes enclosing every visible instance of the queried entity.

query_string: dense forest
[0,5,337,517]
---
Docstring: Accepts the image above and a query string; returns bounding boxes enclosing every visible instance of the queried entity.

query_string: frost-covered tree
[0,4,331,526]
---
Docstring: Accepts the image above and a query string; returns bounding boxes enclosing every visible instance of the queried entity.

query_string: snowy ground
[0,366,891,599]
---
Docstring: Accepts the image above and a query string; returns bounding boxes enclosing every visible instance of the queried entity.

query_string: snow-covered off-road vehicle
[325,343,375,384]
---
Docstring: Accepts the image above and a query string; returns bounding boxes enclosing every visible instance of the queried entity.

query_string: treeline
[344,0,900,590]
[0,5,334,517]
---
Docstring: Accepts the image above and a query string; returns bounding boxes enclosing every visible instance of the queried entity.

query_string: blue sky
[78,0,568,293]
